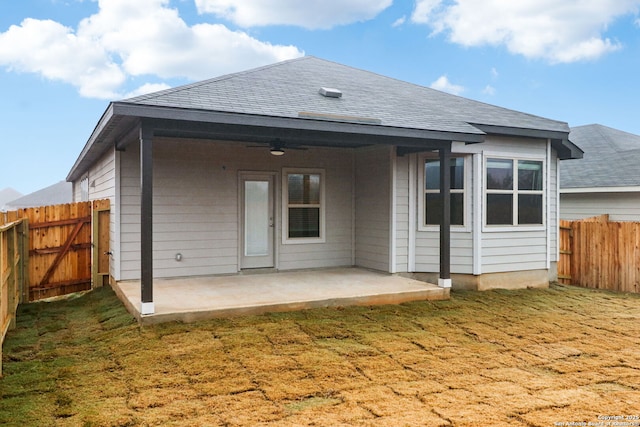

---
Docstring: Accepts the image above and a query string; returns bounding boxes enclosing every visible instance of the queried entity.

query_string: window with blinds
[283,169,325,243]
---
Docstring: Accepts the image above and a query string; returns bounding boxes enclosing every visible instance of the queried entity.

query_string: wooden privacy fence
[559,215,640,293]
[1,219,27,376]
[0,200,110,301]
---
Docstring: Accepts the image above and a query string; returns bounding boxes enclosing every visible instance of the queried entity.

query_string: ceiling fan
[246,139,308,156]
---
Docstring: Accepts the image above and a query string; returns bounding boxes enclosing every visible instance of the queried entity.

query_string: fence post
[20,218,28,303]
[7,225,16,330]
[18,219,27,305]
[1,227,3,377]
[1,219,26,377]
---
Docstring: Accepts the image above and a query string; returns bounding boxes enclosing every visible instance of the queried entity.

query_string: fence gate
[93,204,111,288]
[1,200,110,301]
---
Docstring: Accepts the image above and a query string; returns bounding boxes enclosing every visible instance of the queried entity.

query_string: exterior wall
[72,182,82,201]
[411,136,558,280]
[72,147,116,202]
[87,147,117,201]
[72,146,118,279]
[560,192,640,222]
[355,146,390,271]
[413,151,474,275]
[549,149,558,263]
[118,138,355,281]
[480,136,551,274]
[394,155,409,272]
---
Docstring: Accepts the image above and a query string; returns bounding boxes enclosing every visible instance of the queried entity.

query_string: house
[560,124,640,222]
[0,187,22,211]
[2,181,72,210]
[66,56,581,315]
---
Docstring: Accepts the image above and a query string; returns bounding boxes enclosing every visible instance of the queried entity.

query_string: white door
[240,173,275,269]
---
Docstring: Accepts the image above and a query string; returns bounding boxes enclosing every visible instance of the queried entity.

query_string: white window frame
[417,154,471,232]
[483,155,546,232]
[282,168,326,244]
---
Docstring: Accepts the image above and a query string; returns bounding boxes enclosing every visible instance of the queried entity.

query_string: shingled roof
[123,56,569,135]
[561,124,640,189]
[68,56,578,182]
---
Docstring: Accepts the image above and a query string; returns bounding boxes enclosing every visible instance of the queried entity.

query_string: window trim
[282,168,326,244]
[417,154,471,232]
[483,154,546,232]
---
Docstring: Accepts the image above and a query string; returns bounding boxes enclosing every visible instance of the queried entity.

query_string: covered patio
[112,268,449,325]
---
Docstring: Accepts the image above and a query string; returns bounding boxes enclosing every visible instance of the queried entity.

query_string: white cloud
[0,18,125,98]
[411,0,640,63]
[392,15,406,28]
[491,67,498,79]
[0,0,304,99]
[482,85,495,96]
[430,75,464,95]
[195,0,392,29]
[125,83,172,98]
[411,0,443,24]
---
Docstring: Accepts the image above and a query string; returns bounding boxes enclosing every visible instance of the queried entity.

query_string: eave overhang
[67,103,487,182]
[470,123,583,160]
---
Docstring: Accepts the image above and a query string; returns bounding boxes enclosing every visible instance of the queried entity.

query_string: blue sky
[1,0,640,194]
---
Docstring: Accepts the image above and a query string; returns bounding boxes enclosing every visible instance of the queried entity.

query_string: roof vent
[319,87,342,98]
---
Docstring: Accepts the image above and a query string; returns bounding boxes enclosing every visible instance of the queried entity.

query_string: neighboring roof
[68,56,578,181]
[561,124,640,189]
[3,181,72,210]
[0,187,23,211]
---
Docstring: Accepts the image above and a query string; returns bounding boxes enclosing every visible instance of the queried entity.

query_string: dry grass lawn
[1,284,639,426]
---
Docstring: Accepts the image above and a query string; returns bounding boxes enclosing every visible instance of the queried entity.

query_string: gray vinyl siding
[394,155,409,272]
[72,147,116,202]
[560,192,640,222]
[355,146,390,271]
[120,143,141,280]
[412,136,556,275]
[414,234,474,273]
[480,136,551,273]
[481,232,548,272]
[277,148,354,270]
[414,153,474,275]
[71,147,118,279]
[118,138,354,280]
[87,147,116,201]
[395,156,413,272]
[72,182,82,201]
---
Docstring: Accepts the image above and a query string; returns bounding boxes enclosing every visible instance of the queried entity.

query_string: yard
[1,284,639,426]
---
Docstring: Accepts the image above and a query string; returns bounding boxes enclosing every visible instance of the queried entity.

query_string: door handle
[269,217,274,227]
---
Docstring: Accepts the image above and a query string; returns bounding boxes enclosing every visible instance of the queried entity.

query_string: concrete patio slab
[111,268,449,325]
